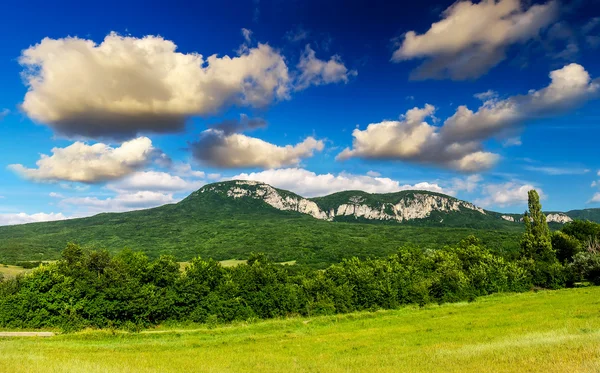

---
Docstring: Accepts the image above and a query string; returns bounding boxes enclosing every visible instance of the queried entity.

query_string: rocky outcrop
[501,215,515,222]
[517,213,573,224]
[203,180,487,223]
[546,213,573,224]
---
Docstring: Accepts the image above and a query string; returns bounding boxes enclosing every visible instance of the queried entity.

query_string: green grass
[1,287,599,372]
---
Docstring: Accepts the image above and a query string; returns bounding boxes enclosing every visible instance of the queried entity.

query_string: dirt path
[0,332,55,337]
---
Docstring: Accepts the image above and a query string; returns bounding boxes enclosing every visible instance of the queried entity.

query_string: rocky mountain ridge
[196,180,575,225]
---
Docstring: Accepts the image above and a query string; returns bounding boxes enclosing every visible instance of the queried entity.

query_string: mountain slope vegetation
[1,180,597,266]
[0,181,526,266]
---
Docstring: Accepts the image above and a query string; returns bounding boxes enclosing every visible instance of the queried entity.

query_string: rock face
[546,213,573,224]
[200,180,487,223]
[501,215,515,222]
[517,213,573,224]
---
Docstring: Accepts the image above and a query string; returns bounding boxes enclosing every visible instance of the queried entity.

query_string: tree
[551,231,581,263]
[519,190,565,288]
[520,190,555,262]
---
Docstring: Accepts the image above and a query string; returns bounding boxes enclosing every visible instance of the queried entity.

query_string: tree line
[0,190,599,331]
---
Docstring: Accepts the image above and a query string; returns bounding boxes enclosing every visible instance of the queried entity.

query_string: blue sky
[1,0,600,225]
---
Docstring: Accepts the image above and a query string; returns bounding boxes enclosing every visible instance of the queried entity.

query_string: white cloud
[524,165,589,175]
[191,130,324,169]
[338,64,599,172]
[502,137,522,147]
[443,64,599,142]
[474,90,498,101]
[241,28,253,43]
[0,212,67,226]
[336,104,499,172]
[476,182,544,207]
[366,170,381,177]
[171,162,206,178]
[20,32,291,139]
[392,0,558,80]
[0,108,9,120]
[228,168,448,197]
[49,192,64,198]
[285,26,309,43]
[59,183,90,192]
[59,191,176,214]
[107,171,204,193]
[295,45,356,90]
[451,174,482,193]
[9,137,155,183]
[590,193,600,203]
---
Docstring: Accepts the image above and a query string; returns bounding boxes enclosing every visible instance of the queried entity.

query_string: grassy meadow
[0,287,598,372]
[0,265,28,279]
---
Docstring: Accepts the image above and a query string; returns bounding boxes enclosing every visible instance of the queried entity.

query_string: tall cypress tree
[520,190,555,262]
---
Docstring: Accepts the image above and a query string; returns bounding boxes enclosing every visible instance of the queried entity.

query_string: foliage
[561,220,600,243]
[0,193,522,267]
[0,237,558,331]
[520,190,554,262]
[569,235,600,285]
[519,190,566,288]
[551,231,582,263]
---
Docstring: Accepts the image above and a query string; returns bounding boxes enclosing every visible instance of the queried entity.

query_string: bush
[0,240,570,332]
[570,251,600,285]
[551,231,582,263]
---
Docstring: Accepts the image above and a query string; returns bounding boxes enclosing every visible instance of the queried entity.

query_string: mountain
[0,180,592,266]
[192,180,578,226]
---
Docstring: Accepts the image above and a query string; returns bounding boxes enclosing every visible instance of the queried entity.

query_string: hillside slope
[0,181,524,265]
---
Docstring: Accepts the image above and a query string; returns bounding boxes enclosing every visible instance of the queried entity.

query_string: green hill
[2,180,597,266]
[0,181,526,266]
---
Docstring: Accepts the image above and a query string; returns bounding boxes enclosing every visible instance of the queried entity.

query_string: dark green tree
[520,190,555,262]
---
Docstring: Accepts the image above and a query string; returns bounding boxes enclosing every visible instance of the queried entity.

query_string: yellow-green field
[179,259,297,269]
[0,265,28,278]
[0,287,599,372]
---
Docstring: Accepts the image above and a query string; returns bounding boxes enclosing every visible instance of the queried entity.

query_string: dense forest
[1,191,599,331]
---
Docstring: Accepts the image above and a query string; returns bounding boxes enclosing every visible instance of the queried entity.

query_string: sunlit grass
[0,287,598,372]
[0,265,28,278]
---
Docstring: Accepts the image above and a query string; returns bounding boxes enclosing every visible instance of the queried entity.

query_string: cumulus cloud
[0,212,67,226]
[19,32,291,139]
[295,45,356,90]
[476,182,544,207]
[336,104,500,172]
[392,0,558,80]
[9,137,155,183]
[107,171,204,193]
[191,130,324,169]
[228,168,447,197]
[338,64,599,172]
[442,63,599,142]
[59,191,176,214]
